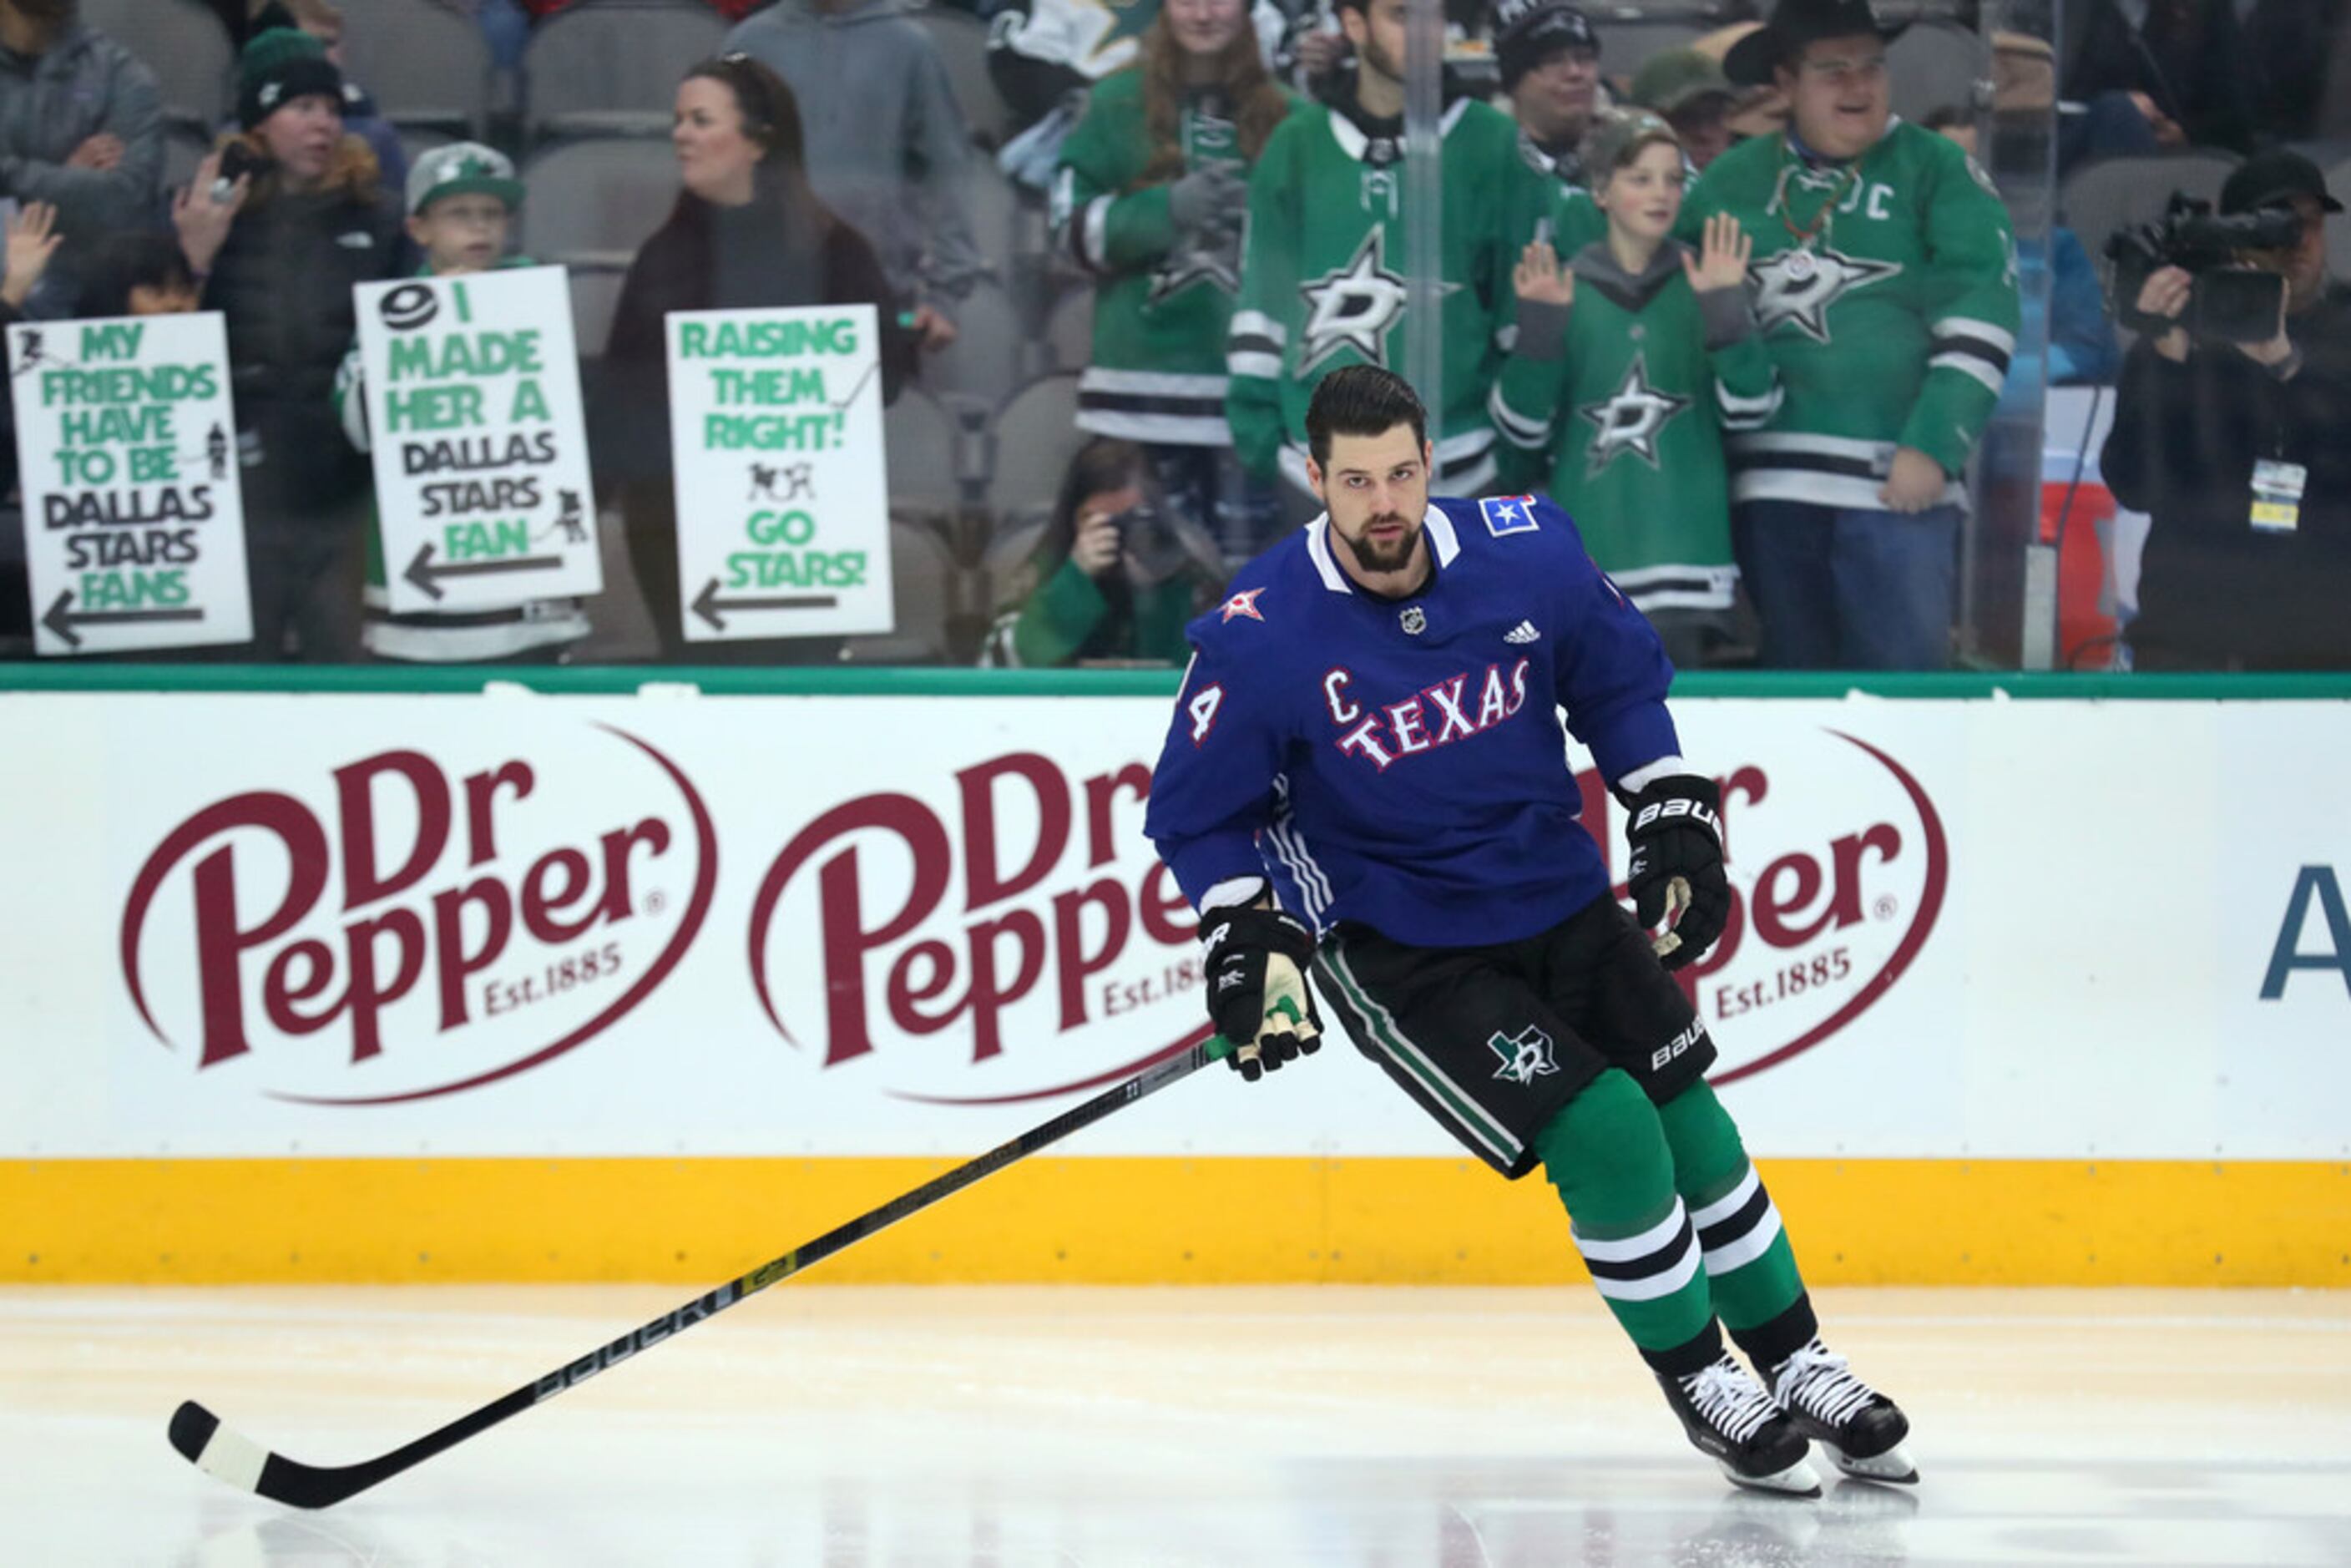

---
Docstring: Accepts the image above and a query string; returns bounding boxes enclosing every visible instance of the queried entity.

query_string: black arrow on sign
[42,589,205,650]
[691,578,839,633]
[404,542,566,603]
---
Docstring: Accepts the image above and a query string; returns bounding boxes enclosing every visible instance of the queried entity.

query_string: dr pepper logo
[119,726,716,1104]
[1584,728,1949,1082]
[748,750,1205,1105]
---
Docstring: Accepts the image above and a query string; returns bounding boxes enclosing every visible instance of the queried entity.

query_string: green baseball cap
[407,141,526,217]
[1630,48,1735,115]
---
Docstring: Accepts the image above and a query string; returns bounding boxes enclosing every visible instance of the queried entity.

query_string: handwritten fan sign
[665,304,892,640]
[9,312,252,655]
[352,266,601,614]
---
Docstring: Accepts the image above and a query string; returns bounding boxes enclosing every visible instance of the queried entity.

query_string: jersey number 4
[1188,683,1224,745]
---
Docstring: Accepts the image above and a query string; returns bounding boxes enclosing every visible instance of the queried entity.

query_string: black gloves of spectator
[1167,162,1247,236]
[1199,900,1322,1082]
[1622,774,1729,971]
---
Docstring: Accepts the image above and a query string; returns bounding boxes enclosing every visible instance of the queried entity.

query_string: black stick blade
[169,1400,359,1510]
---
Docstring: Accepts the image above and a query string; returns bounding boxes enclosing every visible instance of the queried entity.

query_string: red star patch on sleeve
[1219,588,1267,623]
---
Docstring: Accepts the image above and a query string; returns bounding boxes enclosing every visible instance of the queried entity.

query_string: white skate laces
[1773,1338,1878,1430]
[1681,1353,1782,1445]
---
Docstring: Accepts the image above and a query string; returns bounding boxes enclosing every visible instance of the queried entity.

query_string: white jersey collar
[1306,503,1458,595]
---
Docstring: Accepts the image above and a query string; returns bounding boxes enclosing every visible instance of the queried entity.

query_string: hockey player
[1144,363,1917,1496]
[1224,0,1561,503]
[1492,110,1778,668]
[1052,0,1299,555]
[1681,0,2018,670]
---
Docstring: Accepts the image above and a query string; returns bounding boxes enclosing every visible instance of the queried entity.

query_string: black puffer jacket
[202,175,403,516]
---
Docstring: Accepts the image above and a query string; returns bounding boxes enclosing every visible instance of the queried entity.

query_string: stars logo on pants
[1488,1025,1560,1086]
[1749,243,1901,345]
[1577,352,1692,476]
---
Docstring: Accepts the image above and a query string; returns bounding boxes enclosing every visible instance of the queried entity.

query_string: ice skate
[1658,1352,1823,1497]
[1768,1338,1919,1485]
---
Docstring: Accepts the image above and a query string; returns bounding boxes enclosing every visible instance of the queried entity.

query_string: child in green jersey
[1494,110,1775,669]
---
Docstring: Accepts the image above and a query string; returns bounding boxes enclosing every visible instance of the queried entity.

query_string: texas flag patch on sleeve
[1479,495,1540,536]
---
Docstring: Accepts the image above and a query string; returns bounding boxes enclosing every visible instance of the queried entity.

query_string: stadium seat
[885,387,961,522]
[1592,22,1701,83]
[522,1,728,144]
[160,126,210,202]
[1887,22,1980,122]
[519,138,682,265]
[341,0,493,136]
[983,372,1087,523]
[837,518,964,665]
[923,277,1024,407]
[564,264,630,357]
[2059,152,2241,290]
[397,124,458,172]
[83,0,230,133]
[917,8,1009,149]
[958,158,1021,284]
[1044,287,1092,374]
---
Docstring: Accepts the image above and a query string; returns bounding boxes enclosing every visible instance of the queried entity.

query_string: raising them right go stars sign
[664,305,893,640]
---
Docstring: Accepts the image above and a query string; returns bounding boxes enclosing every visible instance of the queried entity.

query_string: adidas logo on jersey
[1504,620,1540,644]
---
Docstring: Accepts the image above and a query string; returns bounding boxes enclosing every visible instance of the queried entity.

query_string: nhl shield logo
[1399,605,1426,635]
[1488,1025,1560,1085]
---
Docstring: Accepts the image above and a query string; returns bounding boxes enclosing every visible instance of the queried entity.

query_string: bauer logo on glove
[1198,899,1323,1082]
[1620,774,1730,971]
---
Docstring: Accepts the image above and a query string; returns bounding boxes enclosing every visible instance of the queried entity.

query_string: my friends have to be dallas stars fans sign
[664,305,892,641]
[351,267,602,613]
[8,312,251,655]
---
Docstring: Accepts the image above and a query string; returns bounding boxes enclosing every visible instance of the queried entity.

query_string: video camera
[2107,193,2302,344]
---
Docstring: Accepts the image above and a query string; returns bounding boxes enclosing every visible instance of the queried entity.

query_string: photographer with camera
[2101,152,2351,670]
[985,438,1228,667]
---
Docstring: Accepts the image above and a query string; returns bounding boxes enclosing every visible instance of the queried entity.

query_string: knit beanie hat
[238,28,345,131]
[1489,0,1599,94]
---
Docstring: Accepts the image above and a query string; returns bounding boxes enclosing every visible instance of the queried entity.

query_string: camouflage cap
[1629,48,1735,115]
[1580,109,1681,182]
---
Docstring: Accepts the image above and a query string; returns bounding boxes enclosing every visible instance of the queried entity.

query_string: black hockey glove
[1621,774,1729,971]
[1199,903,1323,1082]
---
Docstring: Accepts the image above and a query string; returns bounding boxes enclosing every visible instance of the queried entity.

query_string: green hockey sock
[1536,1069,1716,1353]
[1655,1081,1807,1336]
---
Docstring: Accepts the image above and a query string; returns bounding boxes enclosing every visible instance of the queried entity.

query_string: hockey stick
[169,1031,1235,1510]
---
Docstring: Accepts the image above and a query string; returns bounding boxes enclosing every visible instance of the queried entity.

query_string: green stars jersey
[1491,240,1779,612]
[1225,96,1558,496]
[1680,119,2020,513]
[1052,73,1299,447]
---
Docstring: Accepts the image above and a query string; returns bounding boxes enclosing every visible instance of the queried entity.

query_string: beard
[1337,512,1421,574]
[1359,33,1403,90]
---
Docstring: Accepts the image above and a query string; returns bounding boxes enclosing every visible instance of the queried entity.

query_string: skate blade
[1715,1454,1823,1498]
[1822,1439,1919,1485]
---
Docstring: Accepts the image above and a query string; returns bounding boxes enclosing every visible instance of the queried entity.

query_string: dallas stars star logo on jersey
[1749,244,1901,344]
[1488,1024,1560,1085]
[1576,351,1692,476]
[1146,229,1241,306]
[1295,229,1454,376]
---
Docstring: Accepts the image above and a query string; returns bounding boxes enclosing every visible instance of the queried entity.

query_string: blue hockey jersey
[1145,494,1680,948]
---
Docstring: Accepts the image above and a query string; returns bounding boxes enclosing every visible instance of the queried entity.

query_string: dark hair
[679,54,829,217]
[76,233,199,318]
[1920,104,1971,134]
[1043,437,1154,568]
[1304,365,1428,469]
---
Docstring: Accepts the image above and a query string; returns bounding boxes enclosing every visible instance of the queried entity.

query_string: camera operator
[2102,152,2351,670]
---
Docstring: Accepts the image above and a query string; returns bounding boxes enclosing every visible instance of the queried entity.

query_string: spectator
[1227,0,1553,504]
[990,0,1291,150]
[1691,22,1789,145]
[2101,152,2351,670]
[0,0,163,301]
[1684,0,2019,670]
[74,229,200,317]
[0,200,56,506]
[1494,113,1773,669]
[171,27,403,660]
[984,437,1225,666]
[725,0,985,357]
[250,0,407,200]
[599,55,913,661]
[1489,0,1600,194]
[331,143,590,665]
[2238,0,2345,146]
[2060,0,2254,158]
[1923,104,2117,387]
[1054,0,1297,559]
[1628,48,1737,174]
